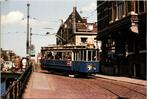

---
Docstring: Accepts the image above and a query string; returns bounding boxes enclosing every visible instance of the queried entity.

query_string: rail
[1,65,33,99]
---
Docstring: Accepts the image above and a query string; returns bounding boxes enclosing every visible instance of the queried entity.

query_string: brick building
[56,7,97,48]
[97,1,146,79]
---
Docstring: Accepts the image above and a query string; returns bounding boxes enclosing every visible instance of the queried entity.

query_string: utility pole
[0,0,7,57]
[0,1,2,53]
[26,3,30,56]
[30,27,32,56]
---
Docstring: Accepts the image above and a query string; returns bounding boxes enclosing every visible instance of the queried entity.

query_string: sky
[1,0,97,58]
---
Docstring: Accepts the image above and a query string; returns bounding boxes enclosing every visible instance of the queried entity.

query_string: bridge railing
[1,64,33,99]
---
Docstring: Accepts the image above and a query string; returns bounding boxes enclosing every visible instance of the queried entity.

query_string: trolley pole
[26,3,30,56]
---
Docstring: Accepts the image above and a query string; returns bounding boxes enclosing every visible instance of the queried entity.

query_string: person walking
[20,57,28,72]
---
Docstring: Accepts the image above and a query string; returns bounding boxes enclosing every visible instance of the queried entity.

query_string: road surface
[23,70,146,99]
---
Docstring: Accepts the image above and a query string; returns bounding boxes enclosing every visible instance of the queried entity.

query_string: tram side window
[64,52,72,60]
[47,52,53,59]
[77,52,80,60]
[74,52,76,61]
[55,52,63,60]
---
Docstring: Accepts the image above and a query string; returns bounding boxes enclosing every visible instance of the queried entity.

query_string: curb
[94,74,146,86]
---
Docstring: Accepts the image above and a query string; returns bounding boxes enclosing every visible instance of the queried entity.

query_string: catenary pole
[26,3,30,56]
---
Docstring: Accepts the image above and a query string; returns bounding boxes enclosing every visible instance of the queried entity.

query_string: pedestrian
[0,56,4,71]
[14,56,21,71]
[20,57,28,72]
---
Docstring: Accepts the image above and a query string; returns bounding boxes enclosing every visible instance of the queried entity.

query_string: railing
[1,65,33,99]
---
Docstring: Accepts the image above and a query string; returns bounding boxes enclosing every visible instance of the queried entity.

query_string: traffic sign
[31,50,35,57]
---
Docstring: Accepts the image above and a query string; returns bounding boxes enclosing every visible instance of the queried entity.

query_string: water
[0,81,6,96]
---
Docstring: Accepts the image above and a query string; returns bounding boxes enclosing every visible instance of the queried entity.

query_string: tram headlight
[93,67,96,70]
[87,65,92,71]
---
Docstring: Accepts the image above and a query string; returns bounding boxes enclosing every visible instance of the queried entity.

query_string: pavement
[95,74,147,86]
[23,68,146,98]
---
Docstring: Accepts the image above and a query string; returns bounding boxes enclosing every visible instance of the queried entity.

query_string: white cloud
[81,2,96,12]
[1,10,49,28]
[1,11,24,24]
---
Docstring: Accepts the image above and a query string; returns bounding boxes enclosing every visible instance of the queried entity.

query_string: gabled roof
[57,7,83,35]
[57,6,97,35]
[65,7,84,24]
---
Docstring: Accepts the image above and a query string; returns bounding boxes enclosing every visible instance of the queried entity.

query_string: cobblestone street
[23,70,146,99]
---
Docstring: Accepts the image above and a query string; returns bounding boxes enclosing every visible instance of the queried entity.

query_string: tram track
[40,69,146,98]
[35,70,146,99]
[76,77,126,98]
[94,76,146,96]
[44,71,146,98]
[85,76,146,98]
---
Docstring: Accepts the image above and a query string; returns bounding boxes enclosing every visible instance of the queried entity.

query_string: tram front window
[88,51,91,61]
[84,50,86,61]
[92,51,96,61]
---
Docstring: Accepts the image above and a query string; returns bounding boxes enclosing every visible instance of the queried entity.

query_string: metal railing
[1,65,33,99]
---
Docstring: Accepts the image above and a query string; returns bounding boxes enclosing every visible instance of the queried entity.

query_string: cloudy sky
[1,0,97,57]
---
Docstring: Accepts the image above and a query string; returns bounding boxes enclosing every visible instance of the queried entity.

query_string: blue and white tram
[41,45,100,76]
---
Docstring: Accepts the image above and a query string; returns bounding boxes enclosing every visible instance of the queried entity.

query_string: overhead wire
[87,8,97,19]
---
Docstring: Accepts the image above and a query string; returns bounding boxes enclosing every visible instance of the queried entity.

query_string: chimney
[73,6,77,12]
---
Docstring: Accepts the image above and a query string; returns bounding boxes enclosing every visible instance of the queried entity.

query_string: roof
[57,7,97,34]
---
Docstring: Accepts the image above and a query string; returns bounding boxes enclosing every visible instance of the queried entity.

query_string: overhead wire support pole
[0,0,7,57]
[30,27,32,56]
[0,1,2,53]
[26,3,30,56]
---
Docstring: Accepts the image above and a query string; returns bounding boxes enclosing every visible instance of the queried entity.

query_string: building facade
[0,48,17,62]
[56,7,97,48]
[97,1,146,79]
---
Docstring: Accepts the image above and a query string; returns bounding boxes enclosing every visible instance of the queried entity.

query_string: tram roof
[41,44,98,51]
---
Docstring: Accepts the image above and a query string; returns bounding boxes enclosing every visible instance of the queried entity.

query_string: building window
[144,1,147,12]
[134,1,139,13]
[113,3,117,21]
[109,7,113,23]
[81,37,87,43]
[126,1,131,15]
[123,1,126,17]
[118,1,123,19]
[139,1,144,12]
[116,1,119,20]
[134,1,145,14]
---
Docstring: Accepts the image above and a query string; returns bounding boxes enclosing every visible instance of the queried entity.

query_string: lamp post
[26,3,30,56]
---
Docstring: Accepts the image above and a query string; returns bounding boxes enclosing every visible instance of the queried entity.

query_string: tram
[40,44,100,76]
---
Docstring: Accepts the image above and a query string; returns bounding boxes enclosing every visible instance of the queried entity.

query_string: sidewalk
[95,74,147,86]
[23,71,55,98]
